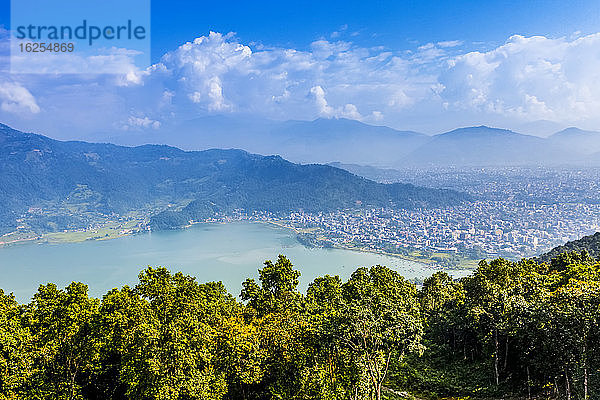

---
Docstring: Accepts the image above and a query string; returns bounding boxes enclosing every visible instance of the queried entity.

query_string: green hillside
[536,232,600,264]
[0,123,470,234]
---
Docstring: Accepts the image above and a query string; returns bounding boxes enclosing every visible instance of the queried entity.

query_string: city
[5,167,599,263]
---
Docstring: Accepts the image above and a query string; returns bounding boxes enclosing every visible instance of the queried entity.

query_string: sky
[0,0,599,139]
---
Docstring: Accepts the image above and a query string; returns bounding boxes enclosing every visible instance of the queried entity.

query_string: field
[0,219,145,246]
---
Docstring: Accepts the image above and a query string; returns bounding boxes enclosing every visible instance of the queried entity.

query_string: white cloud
[0,81,40,114]
[9,46,144,75]
[207,76,230,111]
[3,30,600,135]
[439,34,600,125]
[330,24,348,39]
[136,31,429,124]
[122,115,161,130]
[310,85,334,116]
[437,40,463,48]
[371,111,384,121]
[310,85,363,119]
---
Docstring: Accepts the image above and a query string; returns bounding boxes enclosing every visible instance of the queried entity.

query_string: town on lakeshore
[4,166,598,267]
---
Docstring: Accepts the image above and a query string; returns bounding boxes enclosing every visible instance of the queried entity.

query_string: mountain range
[547,127,600,156]
[92,116,600,167]
[101,116,429,167]
[402,126,575,166]
[0,123,470,234]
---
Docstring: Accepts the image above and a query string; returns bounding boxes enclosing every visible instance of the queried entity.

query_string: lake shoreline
[0,221,474,303]
[1,219,478,270]
[260,220,478,270]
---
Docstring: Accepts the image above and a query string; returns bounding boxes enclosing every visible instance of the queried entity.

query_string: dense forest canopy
[536,232,600,264]
[1,250,600,399]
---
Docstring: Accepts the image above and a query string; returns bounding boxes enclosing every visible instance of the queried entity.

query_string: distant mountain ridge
[105,116,429,167]
[270,118,427,166]
[90,117,600,167]
[402,125,578,166]
[548,127,600,155]
[0,123,470,234]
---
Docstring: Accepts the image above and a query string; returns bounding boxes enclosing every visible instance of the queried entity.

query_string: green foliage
[340,266,424,400]
[121,268,234,400]
[537,232,600,264]
[24,282,100,399]
[549,250,597,272]
[0,290,33,399]
[2,252,600,399]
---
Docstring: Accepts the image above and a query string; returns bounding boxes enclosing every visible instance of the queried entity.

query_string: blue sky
[2,0,597,60]
[148,0,599,58]
[0,0,599,138]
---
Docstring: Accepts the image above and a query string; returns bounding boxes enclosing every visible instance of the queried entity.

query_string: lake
[0,222,470,302]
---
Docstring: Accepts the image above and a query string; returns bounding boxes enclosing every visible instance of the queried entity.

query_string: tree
[241,255,302,316]
[240,255,311,399]
[4,253,600,399]
[341,266,424,400]
[305,275,359,399]
[92,285,152,399]
[419,272,466,346]
[461,258,537,387]
[212,314,264,400]
[118,267,234,400]
[0,289,33,399]
[550,251,596,272]
[24,282,100,400]
[532,267,600,399]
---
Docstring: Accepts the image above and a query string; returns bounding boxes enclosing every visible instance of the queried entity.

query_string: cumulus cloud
[440,34,600,125]
[2,30,600,136]
[140,31,434,125]
[310,85,334,116]
[0,81,40,114]
[310,85,363,119]
[122,115,161,130]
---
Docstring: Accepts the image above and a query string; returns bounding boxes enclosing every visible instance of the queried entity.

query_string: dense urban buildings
[237,167,600,259]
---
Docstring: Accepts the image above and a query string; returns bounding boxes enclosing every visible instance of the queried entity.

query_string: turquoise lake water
[0,222,470,302]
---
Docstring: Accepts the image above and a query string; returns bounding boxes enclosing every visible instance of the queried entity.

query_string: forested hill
[0,123,470,233]
[536,231,600,263]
